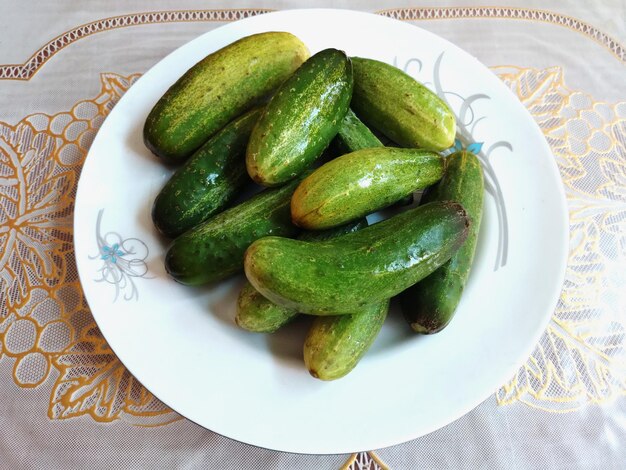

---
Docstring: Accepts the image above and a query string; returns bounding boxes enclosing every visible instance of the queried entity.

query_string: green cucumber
[246,49,353,186]
[304,300,388,380]
[236,218,368,333]
[333,109,382,154]
[351,57,456,151]
[244,201,470,315]
[152,108,260,238]
[165,179,301,285]
[144,32,309,163]
[291,147,443,229]
[401,151,484,333]
[235,282,299,333]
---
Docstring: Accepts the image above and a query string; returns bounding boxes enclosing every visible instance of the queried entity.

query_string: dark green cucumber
[165,179,301,285]
[333,109,382,154]
[152,108,261,238]
[401,151,484,333]
[304,300,388,380]
[236,218,368,333]
[351,57,456,151]
[144,32,309,163]
[244,201,470,315]
[246,49,353,186]
[291,147,443,229]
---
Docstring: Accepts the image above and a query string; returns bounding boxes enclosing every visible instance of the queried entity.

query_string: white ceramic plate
[74,9,568,454]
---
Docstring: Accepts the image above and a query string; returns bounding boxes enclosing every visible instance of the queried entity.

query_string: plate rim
[73,8,570,454]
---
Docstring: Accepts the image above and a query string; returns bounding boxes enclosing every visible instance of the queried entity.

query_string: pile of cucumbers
[145,32,484,381]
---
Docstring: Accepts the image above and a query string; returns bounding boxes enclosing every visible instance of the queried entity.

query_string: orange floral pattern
[0,73,177,423]
[494,66,626,411]
[50,323,178,425]
[342,452,389,470]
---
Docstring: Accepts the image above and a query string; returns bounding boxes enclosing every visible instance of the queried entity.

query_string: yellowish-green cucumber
[304,300,388,380]
[152,108,261,238]
[235,282,298,333]
[291,147,443,229]
[401,150,484,333]
[144,32,309,163]
[244,201,469,315]
[235,218,368,333]
[351,57,456,151]
[333,112,413,206]
[246,48,353,186]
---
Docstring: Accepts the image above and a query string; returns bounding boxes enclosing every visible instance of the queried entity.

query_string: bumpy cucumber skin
[351,57,456,151]
[236,218,368,333]
[165,179,301,286]
[333,109,382,154]
[235,282,298,333]
[304,299,388,381]
[152,108,260,238]
[401,151,484,333]
[246,49,353,186]
[244,201,470,315]
[291,147,443,229]
[144,32,309,163]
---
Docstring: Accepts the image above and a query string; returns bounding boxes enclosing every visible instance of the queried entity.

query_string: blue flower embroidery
[101,243,125,263]
[91,210,151,302]
[452,138,483,154]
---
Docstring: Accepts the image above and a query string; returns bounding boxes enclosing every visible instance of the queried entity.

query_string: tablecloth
[1,1,624,468]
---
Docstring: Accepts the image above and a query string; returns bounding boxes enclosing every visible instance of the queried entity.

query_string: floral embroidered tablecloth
[1,1,624,469]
